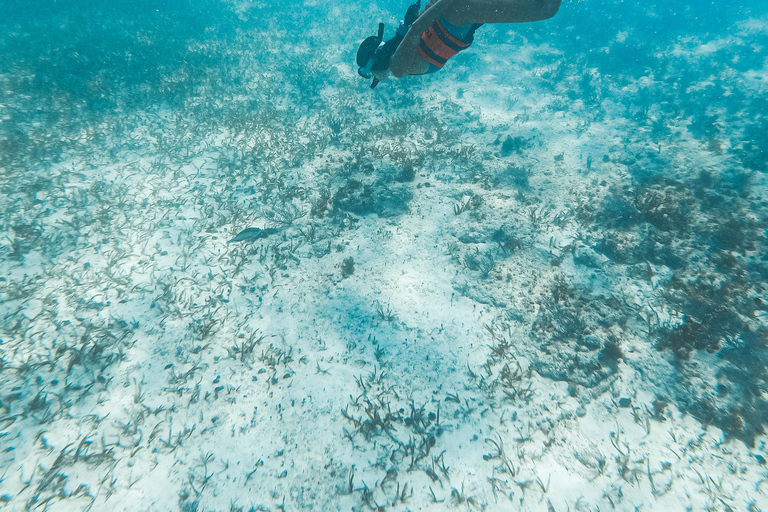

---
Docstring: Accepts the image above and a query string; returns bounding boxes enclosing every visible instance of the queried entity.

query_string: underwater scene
[1,0,767,510]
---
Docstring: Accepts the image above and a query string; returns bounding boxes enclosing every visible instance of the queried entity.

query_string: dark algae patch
[332,178,412,218]
[586,148,768,443]
[530,277,626,388]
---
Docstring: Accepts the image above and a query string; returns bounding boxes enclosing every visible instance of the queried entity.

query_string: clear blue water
[1,1,767,510]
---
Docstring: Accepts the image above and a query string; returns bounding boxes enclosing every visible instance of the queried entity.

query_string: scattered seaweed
[2,1,767,509]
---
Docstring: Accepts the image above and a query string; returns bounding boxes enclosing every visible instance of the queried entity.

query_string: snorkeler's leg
[388,0,431,76]
[447,0,561,25]
[391,0,456,77]
[391,0,561,77]
[395,57,431,77]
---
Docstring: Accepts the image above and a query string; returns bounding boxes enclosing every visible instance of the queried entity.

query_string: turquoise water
[1,1,767,510]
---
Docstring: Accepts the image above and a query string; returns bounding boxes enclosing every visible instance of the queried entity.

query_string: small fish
[228,227,278,243]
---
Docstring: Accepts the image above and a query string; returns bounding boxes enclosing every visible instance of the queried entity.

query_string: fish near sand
[228,227,279,243]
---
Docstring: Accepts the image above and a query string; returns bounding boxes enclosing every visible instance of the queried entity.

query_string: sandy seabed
[2,3,768,511]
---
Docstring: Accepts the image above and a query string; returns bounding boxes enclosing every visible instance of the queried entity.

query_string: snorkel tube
[357,1,421,89]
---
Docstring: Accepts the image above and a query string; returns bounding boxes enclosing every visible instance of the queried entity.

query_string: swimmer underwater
[357,0,562,88]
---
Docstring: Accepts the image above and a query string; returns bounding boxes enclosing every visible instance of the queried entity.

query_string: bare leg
[396,56,431,77]
[390,0,561,77]
[447,0,561,25]
[391,0,456,77]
